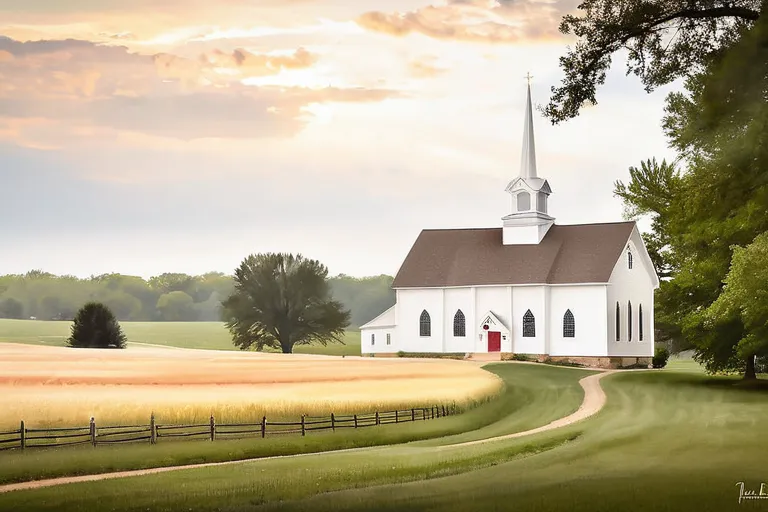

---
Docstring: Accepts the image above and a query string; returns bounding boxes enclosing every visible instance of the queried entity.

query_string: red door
[488,331,501,352]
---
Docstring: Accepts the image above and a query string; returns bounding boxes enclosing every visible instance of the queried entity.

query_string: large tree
[221,253,351,354]
[703,232,768,379]
[545,0,763,123]
[614,14,768,378]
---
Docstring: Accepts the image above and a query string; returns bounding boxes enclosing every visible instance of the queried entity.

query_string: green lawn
[0,364,591,486]
[3,366,767,511]
[0,319,361,355]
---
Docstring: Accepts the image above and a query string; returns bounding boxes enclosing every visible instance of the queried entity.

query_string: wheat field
[1,343,502,429]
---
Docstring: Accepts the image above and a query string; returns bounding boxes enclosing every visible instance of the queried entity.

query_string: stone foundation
[361,353,467,360]
[365,353,651,368]
[500,353,652,369]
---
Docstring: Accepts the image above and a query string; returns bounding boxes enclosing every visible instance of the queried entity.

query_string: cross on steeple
[525,72,533,85]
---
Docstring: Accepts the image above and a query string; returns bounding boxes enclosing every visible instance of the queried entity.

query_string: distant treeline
[0,271,395,328]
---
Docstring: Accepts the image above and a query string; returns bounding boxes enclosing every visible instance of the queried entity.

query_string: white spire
[520,77,537,179]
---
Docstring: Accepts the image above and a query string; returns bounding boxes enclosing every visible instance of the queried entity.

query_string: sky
[0,0,680,279]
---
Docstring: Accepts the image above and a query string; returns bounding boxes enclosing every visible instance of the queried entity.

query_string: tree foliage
[703,232,768,379]
[545,0,763,123]
[221,253,351,354]
[327,274,395,327]
[0,271,394,327]
[156,291,197,321]
[614,14,768,377]
[67,302,127,349]
[0,298,23,319]
[614,157,682,279]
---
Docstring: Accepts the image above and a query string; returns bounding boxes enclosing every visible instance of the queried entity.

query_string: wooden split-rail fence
[0,404,457,452]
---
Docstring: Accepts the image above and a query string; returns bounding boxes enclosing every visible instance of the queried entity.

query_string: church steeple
[520,75,537,179]
[501,75,555,245]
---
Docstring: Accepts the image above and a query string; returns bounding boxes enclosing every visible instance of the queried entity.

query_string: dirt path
[0,367,616,494]
[440,370,614,448]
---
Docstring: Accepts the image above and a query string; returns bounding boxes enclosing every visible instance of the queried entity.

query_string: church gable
[504,177,551,194]
[359,305,396,329]
[479,312,510,335]
[607,226,660,289]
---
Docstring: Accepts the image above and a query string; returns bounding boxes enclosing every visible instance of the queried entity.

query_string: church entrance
[487,331,501,352]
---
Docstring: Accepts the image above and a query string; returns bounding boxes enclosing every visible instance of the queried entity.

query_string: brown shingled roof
[391,222,636,288]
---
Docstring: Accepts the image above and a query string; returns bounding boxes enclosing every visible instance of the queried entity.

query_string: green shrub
[67,302,127,349]
[511,353,535,361]
[542,358,585,368]
[395,352,465,360]
[652,346,670,369]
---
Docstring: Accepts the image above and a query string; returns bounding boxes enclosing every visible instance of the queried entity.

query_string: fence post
[411,408,415,422]
[150,413,156,445]
[375,411,380,426]
[422,409,426,421]
[331,413,336,432]
[432,407,435,419]
[261,416,266,438]
[20,420,25,451]
[210,414,216,442]
[442,405,446,417]
[90,417,96,447]
[395,410,399,423]
[354,415,358,428]
[301,415,306,436]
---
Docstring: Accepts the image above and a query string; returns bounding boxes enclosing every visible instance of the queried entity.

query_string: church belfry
[502,75,555,245]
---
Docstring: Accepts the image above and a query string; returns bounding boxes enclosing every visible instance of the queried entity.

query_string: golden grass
[1,344,502,429]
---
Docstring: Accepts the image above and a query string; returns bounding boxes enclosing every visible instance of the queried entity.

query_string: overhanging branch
[619,6,760,46]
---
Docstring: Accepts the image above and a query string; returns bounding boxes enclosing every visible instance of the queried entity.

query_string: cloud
[408,55,449,78]
[356,0,576,44]
[153,46,322,85]
[0,1,364,47]
[197,47,319,76]
[0,37,399,143]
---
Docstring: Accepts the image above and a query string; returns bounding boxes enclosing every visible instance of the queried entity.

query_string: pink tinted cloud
[357,0,577,44]
[0,37,400,143]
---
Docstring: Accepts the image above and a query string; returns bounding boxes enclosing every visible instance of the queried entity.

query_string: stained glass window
[453,310,466,337]
[523,310,535,337]
[563,309,575,338]
[420,310,431,337]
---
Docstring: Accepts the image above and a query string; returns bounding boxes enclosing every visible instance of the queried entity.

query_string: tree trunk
[280,338,293,354]
[744,355,757,381]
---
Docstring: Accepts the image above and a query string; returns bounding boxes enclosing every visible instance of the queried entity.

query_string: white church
[360,83,660,367]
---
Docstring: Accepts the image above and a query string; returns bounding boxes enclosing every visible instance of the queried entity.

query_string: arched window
[419,310,431,337]
[453,310,466,337]
[615,302,620,341]
[563,309,575,338]
[639,304,643,341]
[628,251,633,269]
[517,191,531,211]
[628,301,633,342]
[523,310,535,337]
